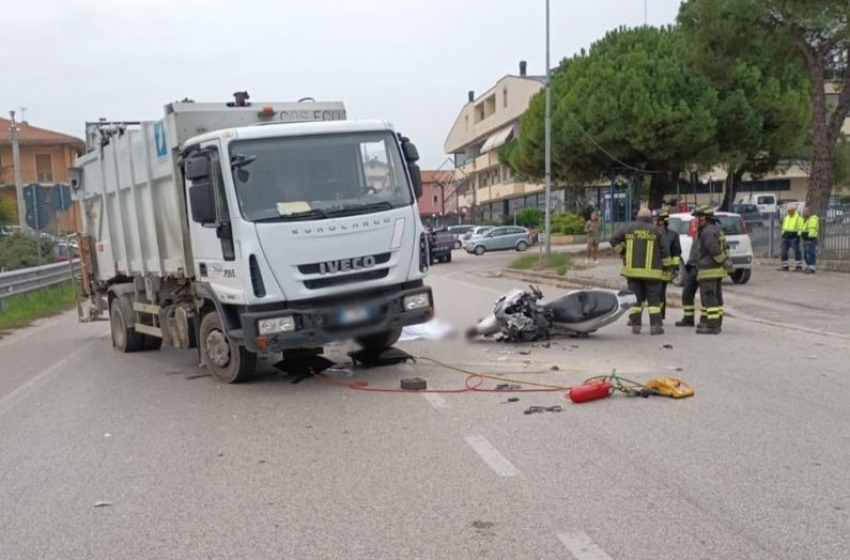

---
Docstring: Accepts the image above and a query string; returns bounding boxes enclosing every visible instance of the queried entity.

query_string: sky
[1,0,683,169]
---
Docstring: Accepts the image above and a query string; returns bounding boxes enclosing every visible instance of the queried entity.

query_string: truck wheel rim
[205,330,231,368]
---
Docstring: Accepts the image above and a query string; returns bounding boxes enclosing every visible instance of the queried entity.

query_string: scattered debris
[104,433,112,438]
[93,501,112,508]
[258,460,266,464]
[550,365,560,371]
[495,383,522,391]
[571,345,580,349]
[662,344,673,349]
[805,355,818,360]
[505,397,520,403]
[323,366,354,378]
[519,350,531,355]
[542,342,551,349]
[523,405,563,415]
[400,378,427,391]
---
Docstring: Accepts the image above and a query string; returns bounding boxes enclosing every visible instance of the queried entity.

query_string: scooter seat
[547,291,619,323]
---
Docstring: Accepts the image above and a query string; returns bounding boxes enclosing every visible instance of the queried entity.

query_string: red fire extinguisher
[569,380,612,404]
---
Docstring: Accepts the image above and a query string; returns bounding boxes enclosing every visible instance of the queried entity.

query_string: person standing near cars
[780,204,804,271]
[691,205,734,335]
[655,209,682,320]
[584,211,601,265]
[610,207,671,335]
[802,206,820,273]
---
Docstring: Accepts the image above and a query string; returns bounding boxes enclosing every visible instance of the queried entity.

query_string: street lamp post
[9,111,28,232]
[544,0,553,258]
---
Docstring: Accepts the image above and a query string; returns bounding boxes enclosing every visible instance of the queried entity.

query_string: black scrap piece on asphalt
[273,354,336,384]
[349,346,416,368]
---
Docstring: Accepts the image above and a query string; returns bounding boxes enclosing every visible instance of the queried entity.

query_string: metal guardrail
[0,260,81,310]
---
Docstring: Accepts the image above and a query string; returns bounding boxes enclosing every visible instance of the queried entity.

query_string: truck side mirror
[400,138,420,163]
[408,163,422,199]
[184,153,211,181]
[189,181,217,224]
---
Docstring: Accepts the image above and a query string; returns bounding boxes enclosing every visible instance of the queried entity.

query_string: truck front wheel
[199,312,257,383]
[355,327,402,351]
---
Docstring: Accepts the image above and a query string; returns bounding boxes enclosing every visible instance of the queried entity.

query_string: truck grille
[303,269,389,290]
[297,252,391,275]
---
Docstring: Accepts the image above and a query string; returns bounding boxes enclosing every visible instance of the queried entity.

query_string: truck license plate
[338,306,372,325]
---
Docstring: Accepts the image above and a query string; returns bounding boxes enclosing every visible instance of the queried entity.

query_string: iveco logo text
[318,256,377,275]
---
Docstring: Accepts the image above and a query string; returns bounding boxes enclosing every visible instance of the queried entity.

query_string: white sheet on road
[399,318,457,341]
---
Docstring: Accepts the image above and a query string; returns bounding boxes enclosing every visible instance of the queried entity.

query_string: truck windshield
[229,131,413,222]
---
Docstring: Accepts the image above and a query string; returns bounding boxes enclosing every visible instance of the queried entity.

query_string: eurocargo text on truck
[71,93,434,383]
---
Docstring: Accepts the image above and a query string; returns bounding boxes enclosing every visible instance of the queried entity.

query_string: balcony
[457,151,501,176]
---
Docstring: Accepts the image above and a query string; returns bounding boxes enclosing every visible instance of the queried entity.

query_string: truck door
[183,141,242,299]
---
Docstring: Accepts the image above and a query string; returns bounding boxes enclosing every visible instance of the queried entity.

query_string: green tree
[0,233,54,271]
[678,0,850,213]
[703,61,809,210]
[515,207,543,228]
[501,26,719,209]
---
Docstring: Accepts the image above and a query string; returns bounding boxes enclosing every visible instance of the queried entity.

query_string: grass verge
[508,252,573,276]
[0,281,77,337]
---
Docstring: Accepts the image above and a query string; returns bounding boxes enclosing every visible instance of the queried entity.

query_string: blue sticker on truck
[154,121,168,159]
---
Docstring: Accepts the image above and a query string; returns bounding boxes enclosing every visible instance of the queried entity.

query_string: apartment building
[444,62,562,223]
[0,117,85,232]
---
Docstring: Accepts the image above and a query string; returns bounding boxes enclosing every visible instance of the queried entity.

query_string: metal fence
[0,260,81,312]
[745,207,850,261]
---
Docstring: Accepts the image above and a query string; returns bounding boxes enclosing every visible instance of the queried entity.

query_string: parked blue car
[464,226,531,255]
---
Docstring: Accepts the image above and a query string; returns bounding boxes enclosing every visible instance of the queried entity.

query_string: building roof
[0,118,85,148]
[421,170,454,184]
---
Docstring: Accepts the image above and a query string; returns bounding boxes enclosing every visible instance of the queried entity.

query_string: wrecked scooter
[467,285,637,342]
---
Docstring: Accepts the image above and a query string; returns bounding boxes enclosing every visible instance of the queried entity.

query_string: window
[503,88,508,108]
[432,194,439,205]
[35,154,53,183]
[230,131,412,222]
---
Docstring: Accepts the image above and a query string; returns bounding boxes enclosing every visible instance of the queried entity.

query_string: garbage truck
[71,93,434,383]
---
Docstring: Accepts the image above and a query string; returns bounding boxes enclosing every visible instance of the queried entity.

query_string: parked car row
[426,224,534,262]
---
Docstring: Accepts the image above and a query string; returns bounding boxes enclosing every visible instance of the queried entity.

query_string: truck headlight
[404,293,430,311]
[258,316,296,335]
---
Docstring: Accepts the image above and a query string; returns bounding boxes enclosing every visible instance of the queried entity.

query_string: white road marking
[463,434,520,477]
[422,392,449,409]
[558,531,615,560]
[0,335,104,418]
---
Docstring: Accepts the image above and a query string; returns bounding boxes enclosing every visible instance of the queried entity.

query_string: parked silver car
[464,226,531,255]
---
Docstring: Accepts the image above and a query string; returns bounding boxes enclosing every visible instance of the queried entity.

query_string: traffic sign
[50,184,73,211]
[24,184,50,230]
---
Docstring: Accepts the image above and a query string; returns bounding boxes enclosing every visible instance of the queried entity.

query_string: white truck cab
[73,95,433,383]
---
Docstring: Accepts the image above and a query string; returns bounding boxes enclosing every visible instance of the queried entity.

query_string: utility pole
[9,111,29,232]
[544,0,553,258]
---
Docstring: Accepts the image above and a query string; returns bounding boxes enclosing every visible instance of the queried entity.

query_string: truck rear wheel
[110,299,145,353]
[355,327,402,351]
[199,312,257,384]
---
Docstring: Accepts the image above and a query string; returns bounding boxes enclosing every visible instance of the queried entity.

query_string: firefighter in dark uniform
[674,237,700,327]
[692,205,734,335]
[655,209,682,320]
[610,207,671,335]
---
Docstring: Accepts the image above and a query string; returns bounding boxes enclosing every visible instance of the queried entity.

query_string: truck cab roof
[186,119,397,147]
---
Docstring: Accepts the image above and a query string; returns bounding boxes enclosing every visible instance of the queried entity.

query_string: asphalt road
[1,249,848,560]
